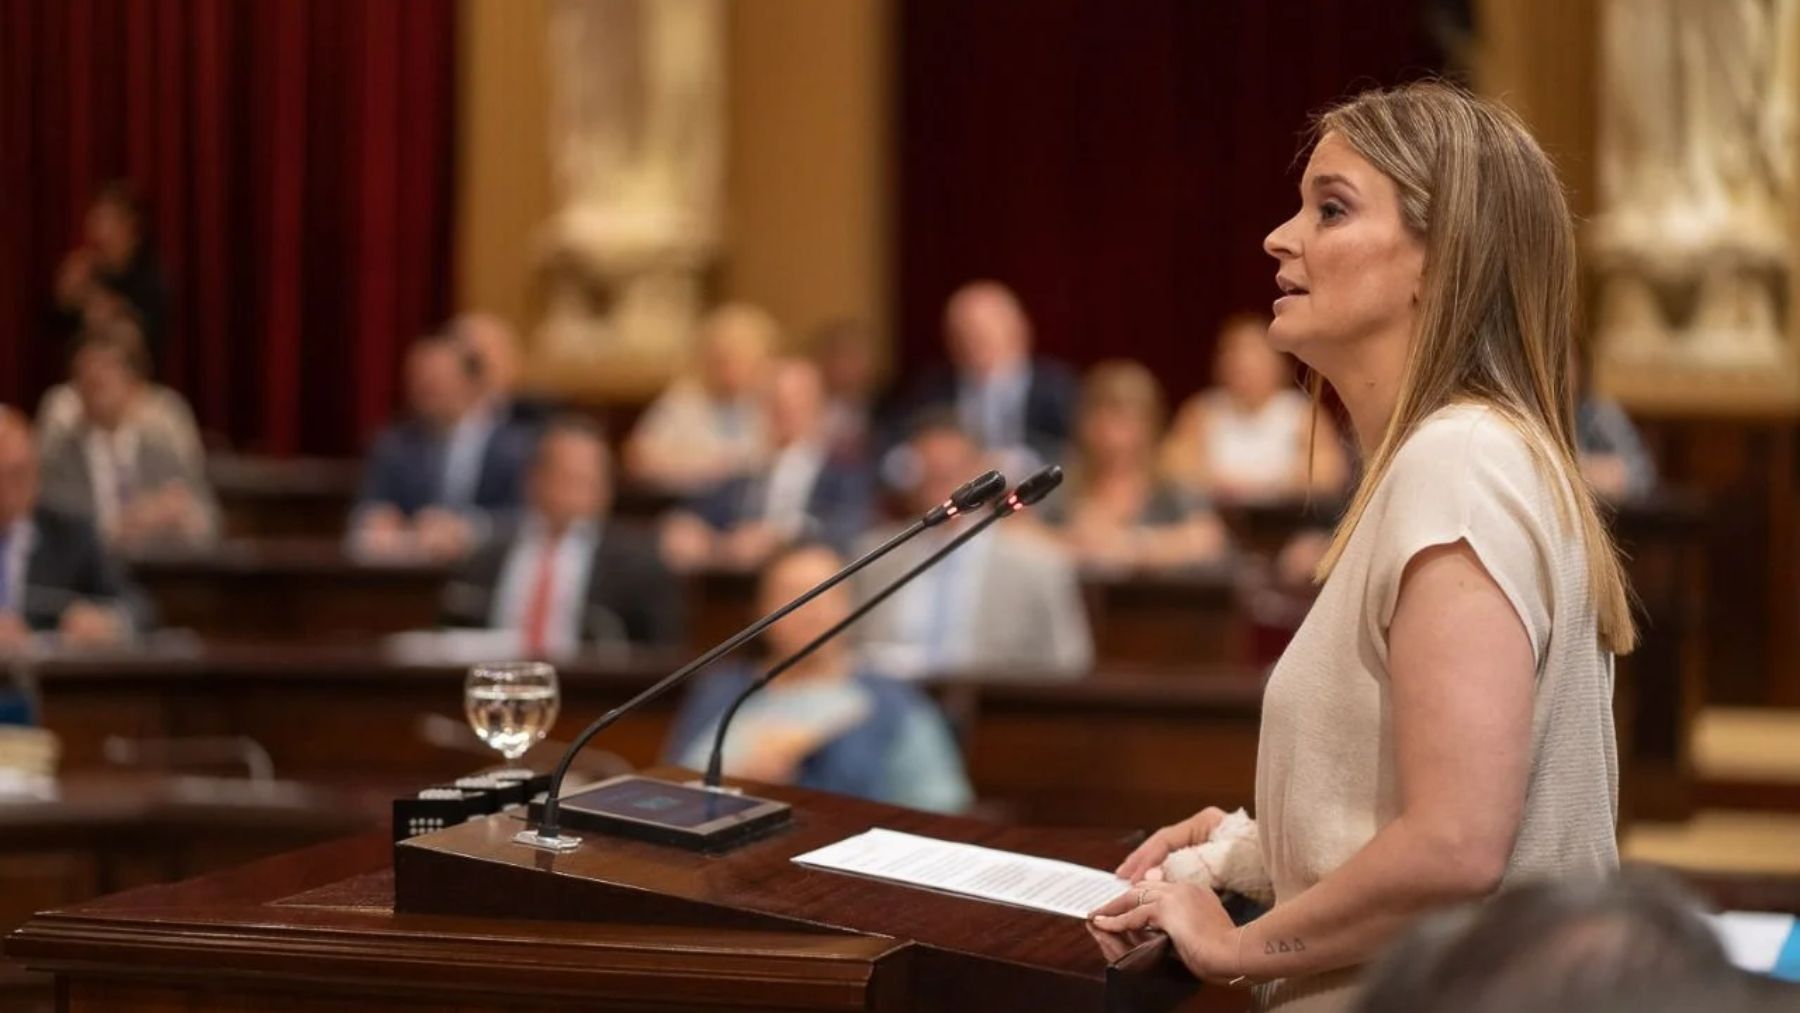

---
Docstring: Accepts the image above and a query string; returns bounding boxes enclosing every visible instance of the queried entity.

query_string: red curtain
[896,0,1445,399]
[0,0,456,455]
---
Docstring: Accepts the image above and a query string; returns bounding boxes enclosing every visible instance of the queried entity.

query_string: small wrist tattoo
[1263,937,1306,955]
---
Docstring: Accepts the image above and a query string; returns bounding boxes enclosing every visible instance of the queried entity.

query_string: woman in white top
[1162,314,1347,503]
[1089,82,1638,1011]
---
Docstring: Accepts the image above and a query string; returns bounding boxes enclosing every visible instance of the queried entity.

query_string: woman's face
[1262,133,1425,366]
[1080,401,1151,465]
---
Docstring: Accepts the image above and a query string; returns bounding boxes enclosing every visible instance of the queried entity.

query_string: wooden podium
[8,769,1226,1011]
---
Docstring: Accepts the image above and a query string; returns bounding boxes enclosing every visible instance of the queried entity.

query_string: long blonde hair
[1308,81,1637,654]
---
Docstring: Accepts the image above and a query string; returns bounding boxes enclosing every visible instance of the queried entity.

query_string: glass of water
[464,662,560,761]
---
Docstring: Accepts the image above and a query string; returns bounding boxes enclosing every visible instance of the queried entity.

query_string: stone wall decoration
[530,0,725,399]
[1590,0,1800,413]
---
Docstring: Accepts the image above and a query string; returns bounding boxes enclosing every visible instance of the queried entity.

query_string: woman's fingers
[1115,827,1180,878]
[1092,896,1160,934]
[1088,886,1145,920]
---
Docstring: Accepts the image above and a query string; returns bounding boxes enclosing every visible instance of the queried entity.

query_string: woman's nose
[1264,212,1300,260]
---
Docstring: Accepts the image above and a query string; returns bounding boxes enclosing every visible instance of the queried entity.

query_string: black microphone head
[923,470,1008,526]
[952,470,1007,511]
[997,465,1065,515]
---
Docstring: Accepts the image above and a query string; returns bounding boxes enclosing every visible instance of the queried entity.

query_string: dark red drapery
[0,0,456,455]
[896,0,1444,400]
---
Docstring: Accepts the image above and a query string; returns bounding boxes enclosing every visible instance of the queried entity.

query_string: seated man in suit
[664,541,972,813]
[449,312,556,427]
[441,417,683,655]
[0,407,149,652]
[888,281,1079,481]
[855,412,1094,679]
[660,358,871,571]
[37,322,218,551]
[351,331,539,561]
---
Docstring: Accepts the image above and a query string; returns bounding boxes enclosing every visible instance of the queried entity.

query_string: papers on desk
[1707,911,1800,982]
[791,828,1129,919]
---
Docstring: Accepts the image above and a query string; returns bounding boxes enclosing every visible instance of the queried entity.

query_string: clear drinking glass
[464,661,560,761]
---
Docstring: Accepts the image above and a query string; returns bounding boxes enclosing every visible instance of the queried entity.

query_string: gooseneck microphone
[701,465,1065,791]
[522,470,1007,848]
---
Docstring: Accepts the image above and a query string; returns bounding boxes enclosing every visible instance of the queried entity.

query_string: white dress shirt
[82,426,141,539]
[957,363,1030,452]
[877,530,995,678]
[0,518,33,615]
[759,442,827,537]
[489,517,600,656]
[440,404,500,508]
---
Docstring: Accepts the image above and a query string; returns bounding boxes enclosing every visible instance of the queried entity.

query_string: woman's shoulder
[1392,403,1540,477]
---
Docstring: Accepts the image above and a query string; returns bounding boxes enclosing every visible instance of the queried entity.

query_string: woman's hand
[1114,806,1227,880]
[1089,880,1241,982]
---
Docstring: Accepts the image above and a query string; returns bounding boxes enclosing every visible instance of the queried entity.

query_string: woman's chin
[1265,319,1305,355]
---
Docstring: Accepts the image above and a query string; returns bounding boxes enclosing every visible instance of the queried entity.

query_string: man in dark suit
[891,280,1079,476]
[661,358,872,570]
[0,408,149,652]
[351,331,539,561]
[440,417,682,654]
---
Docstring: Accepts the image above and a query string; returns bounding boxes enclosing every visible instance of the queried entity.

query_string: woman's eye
[1319,200,1346,223]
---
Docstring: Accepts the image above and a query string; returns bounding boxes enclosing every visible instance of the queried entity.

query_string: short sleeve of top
[1363,408,1563,670]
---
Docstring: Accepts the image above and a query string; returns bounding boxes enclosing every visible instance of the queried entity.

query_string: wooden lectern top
[394,767,1211,1011]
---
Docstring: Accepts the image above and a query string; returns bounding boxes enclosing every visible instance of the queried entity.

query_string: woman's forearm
[1229,815,1504,982]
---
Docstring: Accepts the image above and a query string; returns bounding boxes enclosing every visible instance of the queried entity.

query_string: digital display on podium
[543,775,793,851]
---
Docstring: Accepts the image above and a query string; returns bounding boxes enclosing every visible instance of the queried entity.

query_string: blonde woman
[623,303,777,495]
[1161,314,1348,503]
[1038,361,1229,572]
[1090,82,1636,1011]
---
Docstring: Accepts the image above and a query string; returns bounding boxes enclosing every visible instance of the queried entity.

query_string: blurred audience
[1576,395,1657,502]
[441,417,683,654]
[37,322,217,551]
[625,302,777,494]
[51,181,168,362]
[661,358,872,571]
[351,331,539,561]
[665,542,972,812]
[856,412,1093,678]
[36,322,203,468]
[449,311,556,427]
[1162,313,1347,503]
[812,317,883,460]
[1036,361,1229,572]
[1353,870,1755,1013]
[893,281,1078,478]
[0,407,148,651]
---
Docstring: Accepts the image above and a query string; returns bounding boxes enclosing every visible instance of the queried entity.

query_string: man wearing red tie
[439,418,684,655]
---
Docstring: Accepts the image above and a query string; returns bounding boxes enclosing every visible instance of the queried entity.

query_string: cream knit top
[1251,404,1619,1011]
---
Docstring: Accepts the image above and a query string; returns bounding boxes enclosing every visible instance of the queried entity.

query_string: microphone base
[524,773,792,853]
[512,828,584,853]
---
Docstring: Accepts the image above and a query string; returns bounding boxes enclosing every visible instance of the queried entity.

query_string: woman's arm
[1094,539,1533,982]
[1158,397,1214,494]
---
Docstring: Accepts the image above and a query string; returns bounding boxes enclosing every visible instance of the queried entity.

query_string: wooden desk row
[21,645,1266,832]
[19,639,1676,833]
[125,541,1241,669]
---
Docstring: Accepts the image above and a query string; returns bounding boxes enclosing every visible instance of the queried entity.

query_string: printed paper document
[792,828,1129,918]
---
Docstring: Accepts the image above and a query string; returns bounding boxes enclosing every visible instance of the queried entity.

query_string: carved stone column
[1589,0,1800,414]
[529,0,725,401]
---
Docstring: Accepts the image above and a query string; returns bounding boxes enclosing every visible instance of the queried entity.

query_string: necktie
[108,437,135,511]
[0,531,12,613]
[521,536,560,655]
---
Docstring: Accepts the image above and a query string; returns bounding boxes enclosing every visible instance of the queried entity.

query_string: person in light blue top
[663,542,973,814]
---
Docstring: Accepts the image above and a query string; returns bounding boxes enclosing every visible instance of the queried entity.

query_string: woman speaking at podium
[1089,81,1636,1011]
